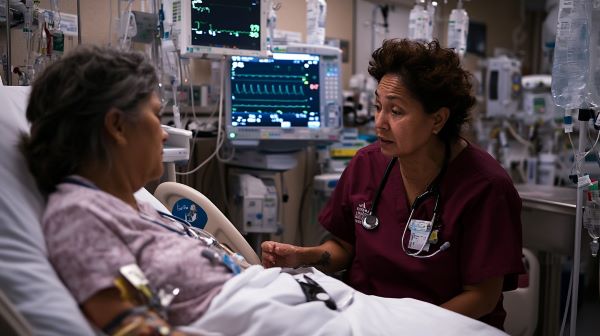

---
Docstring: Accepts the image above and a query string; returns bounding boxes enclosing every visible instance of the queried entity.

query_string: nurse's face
[123,92,168,183]
[374,74,437,158]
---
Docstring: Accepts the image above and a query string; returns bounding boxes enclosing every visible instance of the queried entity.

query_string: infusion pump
[486,56,522,117]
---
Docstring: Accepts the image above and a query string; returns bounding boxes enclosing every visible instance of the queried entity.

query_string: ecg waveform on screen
[195,7,210,13]
[229,55,321,127]
[193,21,260,38]
[190,0,261,50]
[232,73,314,112]
[234,83,306,96]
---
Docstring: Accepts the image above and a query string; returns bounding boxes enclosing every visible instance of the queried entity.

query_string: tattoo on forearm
[310,251,331,269]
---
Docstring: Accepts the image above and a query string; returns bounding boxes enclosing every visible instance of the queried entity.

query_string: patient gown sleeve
[43,204,136,303]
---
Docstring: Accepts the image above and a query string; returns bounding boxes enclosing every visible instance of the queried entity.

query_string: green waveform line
[235,79,302,84]
[236,98,308,103]
[235,83,309,96]
[235,74,305,79]
[233,104,310,108]
[193,21,259,38]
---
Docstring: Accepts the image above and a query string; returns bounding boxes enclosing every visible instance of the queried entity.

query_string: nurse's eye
[391,108,403,116]
[373,103,382,113]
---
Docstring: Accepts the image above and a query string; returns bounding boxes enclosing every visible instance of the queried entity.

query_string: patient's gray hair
[20,45,158,194]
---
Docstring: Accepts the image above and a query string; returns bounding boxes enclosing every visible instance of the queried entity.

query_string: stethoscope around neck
[361,157,398,230]
[361,143,452,258]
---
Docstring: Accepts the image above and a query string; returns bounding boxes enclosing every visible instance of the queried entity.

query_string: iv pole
[569,108,595,335]
[5,0,11,85]
[76,0,81,44]
[570,114,585,336]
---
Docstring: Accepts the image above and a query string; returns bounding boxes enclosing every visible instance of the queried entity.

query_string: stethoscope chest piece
[362,214,379,230]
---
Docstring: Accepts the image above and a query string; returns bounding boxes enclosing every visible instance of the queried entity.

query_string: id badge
[408,219,433,252]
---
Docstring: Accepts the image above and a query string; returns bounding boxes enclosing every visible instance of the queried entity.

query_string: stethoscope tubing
[361,157,398,230]
[362,142,451,258]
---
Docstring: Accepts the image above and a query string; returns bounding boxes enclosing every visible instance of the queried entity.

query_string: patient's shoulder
[45,179,130,216]
[42,180,139,241]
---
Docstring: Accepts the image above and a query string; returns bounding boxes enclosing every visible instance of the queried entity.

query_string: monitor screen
[225,44,343,149]
[191,0,261,51]
[230,53,322,129]
[176,0,268,57]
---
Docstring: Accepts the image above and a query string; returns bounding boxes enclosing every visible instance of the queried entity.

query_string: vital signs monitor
[225,44,343,149]
[171,0,268,57]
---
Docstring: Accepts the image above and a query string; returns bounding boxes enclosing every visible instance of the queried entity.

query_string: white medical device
[486,56,522,117]
[227,149,298,171]
[225,43,343,151]
[228,172,278,234]
[162,125,192,163]
[522,74,554,118]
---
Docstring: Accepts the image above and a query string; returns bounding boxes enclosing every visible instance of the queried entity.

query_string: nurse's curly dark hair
[368,39,475,143]
[19,45,158,194]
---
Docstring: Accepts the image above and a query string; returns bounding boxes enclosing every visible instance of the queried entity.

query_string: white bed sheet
[181,266,507,336]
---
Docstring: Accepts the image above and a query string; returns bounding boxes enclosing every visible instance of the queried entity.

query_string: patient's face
[123,92,168,185]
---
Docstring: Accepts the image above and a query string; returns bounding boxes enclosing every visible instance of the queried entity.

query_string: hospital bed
[0,86,259,335]
[0,85,515,335]
[154,182,260,265]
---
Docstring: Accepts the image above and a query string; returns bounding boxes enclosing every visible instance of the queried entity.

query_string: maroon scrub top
[319,141,525,330]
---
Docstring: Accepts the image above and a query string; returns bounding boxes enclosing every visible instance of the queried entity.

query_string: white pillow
[134,188,170,214]
[0,86,95,335]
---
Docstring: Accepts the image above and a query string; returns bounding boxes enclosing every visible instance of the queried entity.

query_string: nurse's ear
[104,108,129,146]
[432,107,449,135]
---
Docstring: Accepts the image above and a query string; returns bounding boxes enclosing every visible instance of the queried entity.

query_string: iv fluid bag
[306,0,327,45]
[551,0,590,109]
[409,3,430,42]
[447,7,469,57]
[588,0,600,106]
[426,1,436,44]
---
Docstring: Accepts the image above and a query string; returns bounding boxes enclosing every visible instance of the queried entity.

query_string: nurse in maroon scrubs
[262,39,524,330]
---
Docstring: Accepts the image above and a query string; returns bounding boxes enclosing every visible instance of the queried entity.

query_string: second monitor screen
[190,0,262,51]
[230,53,321,128]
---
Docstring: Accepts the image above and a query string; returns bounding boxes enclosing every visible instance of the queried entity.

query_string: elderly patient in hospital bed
[0,45,506,336]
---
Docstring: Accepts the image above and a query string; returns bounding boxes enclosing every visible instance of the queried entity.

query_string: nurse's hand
[261,241,302,268]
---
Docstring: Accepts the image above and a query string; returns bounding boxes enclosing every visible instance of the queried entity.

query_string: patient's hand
[261,241,302,268]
